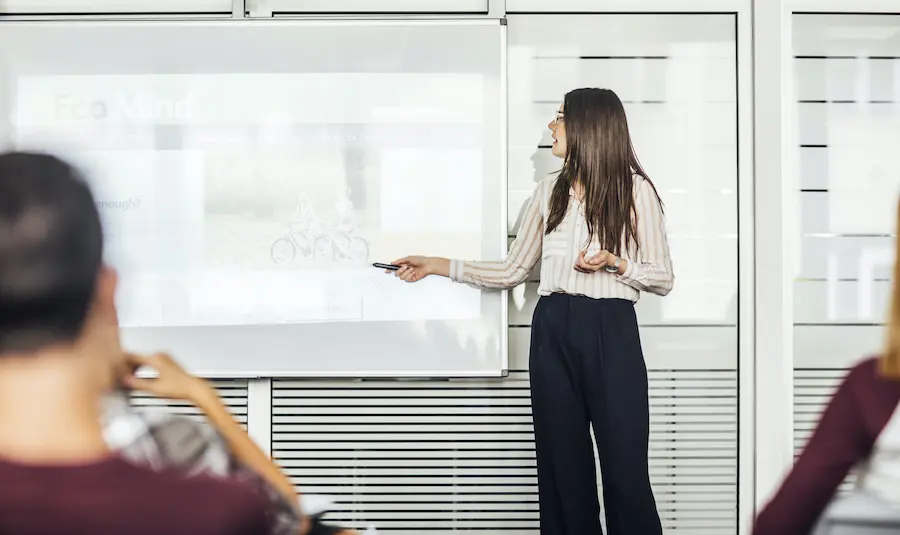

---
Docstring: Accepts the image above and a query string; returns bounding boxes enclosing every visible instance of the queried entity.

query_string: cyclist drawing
[270,191,369,265]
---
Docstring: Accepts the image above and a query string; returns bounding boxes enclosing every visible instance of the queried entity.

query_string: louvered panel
[128,379,249,426]
[273,369,736,534]
[793,368,856,493]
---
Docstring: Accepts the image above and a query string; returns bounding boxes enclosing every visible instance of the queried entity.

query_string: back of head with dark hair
[0,151,103,352]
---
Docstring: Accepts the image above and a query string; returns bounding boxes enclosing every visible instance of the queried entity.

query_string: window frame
[506,3,755,534]
[252,0,488,15]
[0,0,235,15]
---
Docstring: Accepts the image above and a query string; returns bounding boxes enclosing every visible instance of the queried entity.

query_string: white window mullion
[247,378,273,456]
[736,3,757,533]
[752,0,795,509]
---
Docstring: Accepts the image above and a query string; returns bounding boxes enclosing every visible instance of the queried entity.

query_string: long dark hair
[546,88,662,257]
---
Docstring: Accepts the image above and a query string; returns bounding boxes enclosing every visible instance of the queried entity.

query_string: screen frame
[0,17,509,378]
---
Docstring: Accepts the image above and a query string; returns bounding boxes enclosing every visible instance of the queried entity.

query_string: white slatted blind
[128,379,249,427]
[273,374,536,533]
[792,369,856,493]
[273,367,736,533]
[643,369,738,532]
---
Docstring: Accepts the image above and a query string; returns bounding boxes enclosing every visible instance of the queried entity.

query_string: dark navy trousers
[529,293,662,535]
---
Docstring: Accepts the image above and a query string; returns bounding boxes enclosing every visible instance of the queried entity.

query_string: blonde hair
[884,197,900,379]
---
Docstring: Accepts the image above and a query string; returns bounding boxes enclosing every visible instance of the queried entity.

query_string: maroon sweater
[754,358,900,535]
[0,454,272,535]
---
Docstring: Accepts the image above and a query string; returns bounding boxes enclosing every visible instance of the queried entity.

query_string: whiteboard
[0,19,508,378]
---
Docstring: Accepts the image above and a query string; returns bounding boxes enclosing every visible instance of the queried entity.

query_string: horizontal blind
[272,367,737,533]
[643,369,738,533]
[274,374,535,533]
[792,369,856,493]
[128,379,249,427]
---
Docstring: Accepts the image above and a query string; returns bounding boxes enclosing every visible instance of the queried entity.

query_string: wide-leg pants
[529,293,662,535]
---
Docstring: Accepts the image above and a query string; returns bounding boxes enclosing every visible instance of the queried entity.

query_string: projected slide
[15,73,486,326]
[0,20,505,377]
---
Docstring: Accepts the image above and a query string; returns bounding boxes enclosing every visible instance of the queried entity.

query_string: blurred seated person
[752,200,900,535]
[0,151,273,534]
[104,351,361,535]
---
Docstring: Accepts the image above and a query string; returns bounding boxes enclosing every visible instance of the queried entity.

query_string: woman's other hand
[574,250,616,274]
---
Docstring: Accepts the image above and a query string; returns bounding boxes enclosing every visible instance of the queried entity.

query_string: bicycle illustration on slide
[270,195,370,265]
[270,221,315,264]
[311,215,369,263]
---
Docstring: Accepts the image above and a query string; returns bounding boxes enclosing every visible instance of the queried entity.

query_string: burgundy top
[0,454,273,535]
[753,358,900,535]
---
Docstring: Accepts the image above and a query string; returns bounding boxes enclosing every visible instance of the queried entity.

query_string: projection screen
[0,19,508,377]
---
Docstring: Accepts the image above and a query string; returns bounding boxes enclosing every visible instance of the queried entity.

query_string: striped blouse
[449,174,674,302]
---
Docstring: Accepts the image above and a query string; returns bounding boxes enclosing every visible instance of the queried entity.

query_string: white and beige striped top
[449,174,674,302]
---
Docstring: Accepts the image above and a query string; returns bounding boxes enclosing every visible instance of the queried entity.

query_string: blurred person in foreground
[0,151,284,534]
[752,201,900,534]
[103,352,361,535]
[0,153,324,535]
[0,150,359,535]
